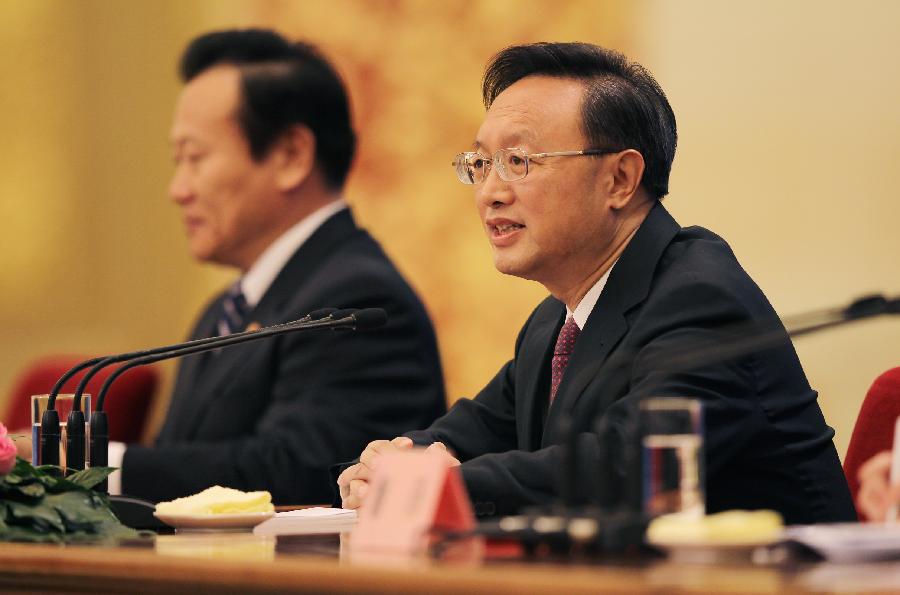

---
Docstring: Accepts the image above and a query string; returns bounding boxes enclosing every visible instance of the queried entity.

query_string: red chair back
[3,355,159,443]
[843,367,900,520]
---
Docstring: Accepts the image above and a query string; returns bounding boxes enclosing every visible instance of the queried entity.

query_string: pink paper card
[350,448,475,553]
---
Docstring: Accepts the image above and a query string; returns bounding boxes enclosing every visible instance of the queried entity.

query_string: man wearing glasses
[339,42,855,524]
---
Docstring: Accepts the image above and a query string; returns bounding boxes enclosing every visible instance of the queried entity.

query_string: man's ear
[273,125,316,192]
[605,149,646,210]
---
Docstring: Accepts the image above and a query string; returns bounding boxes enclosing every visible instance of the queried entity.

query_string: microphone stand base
[109,495,173,533]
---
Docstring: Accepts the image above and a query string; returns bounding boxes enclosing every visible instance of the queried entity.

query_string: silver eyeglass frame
[452,147,622,185]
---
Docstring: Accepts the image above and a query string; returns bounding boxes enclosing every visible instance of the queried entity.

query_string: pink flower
[0,422,17,475]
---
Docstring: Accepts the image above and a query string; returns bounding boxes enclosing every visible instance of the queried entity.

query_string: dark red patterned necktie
[550,316,581,404]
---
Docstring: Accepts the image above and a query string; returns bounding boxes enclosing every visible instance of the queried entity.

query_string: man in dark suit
[338,42,855,524]
[110,29,445,504]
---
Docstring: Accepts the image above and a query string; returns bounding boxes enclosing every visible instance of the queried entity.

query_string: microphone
[464,294,900,553]
[86,307,383,532]
[88,308,386,486]
[348,306,388,330]
[39,308,337,472]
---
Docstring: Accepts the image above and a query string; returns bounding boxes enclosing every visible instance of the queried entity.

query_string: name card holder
[350,448,475,553]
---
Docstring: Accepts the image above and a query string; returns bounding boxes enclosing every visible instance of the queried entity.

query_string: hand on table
[857,450,900,522]
[337,437,459,510]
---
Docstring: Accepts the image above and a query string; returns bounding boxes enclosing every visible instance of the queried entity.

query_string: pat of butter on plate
[647,509,784,546]
[155,486,275,516]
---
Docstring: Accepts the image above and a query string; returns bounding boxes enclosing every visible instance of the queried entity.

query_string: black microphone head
[888,296,900,314]
[308,307,338,320]
[329,308,358,321]
[352,308,388,330]
[844,295,889,320]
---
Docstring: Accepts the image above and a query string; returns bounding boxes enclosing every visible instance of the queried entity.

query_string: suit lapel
[161,301,222,440]
[172,208,363,438]
[542,203,681,444]
[254,209,362,318]
[515,301,564,451]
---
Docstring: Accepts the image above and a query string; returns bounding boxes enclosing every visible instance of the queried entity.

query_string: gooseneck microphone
[39,308,338,471]
[61,308,340,472]
[88,308,387,490]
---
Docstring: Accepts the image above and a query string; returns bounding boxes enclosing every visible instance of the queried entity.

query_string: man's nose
[475,166,514,210]
[168,167,193,204]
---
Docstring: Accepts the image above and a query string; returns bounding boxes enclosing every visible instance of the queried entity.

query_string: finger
[889,483,900,501]
[342,480,369,510]
[350,463,371,481]
[338,464,371,487]
[859,451,893,483]
[336,464,360,487]
[342,493,361,510]
[360,439,401,469]
[859,480,889,522]
[359,440,391,467]
[350,479,369,500]
[426,441,447,452]
[391,436,414,448]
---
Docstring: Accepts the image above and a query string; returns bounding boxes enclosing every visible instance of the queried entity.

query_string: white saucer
[646,536,779,564]
[153,511,275,531]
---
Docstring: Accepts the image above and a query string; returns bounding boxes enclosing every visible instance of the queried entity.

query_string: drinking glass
[640,397,704,518]
[31,394,91,467]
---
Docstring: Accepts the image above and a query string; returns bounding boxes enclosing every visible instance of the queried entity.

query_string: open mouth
[490,222,525,237]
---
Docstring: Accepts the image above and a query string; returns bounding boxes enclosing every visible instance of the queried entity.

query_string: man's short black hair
[180,29,356,190]
[482,42,677,199]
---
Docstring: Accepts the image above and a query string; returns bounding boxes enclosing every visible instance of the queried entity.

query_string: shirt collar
[565,228,640,329]
[239,199,348,307]
[566,263,616,331]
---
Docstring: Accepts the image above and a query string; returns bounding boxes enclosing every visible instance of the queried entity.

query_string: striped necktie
[217,281,249,336]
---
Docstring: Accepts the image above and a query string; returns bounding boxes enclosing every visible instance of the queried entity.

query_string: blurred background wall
[0,0,897,459]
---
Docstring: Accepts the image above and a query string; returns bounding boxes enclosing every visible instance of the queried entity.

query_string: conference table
[2,525,899,594]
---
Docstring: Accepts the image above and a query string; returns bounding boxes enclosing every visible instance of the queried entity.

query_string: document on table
[253,507,358,536]
[782,524,900,563]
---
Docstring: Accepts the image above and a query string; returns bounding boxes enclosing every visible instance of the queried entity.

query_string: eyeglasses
[451,147,622,185]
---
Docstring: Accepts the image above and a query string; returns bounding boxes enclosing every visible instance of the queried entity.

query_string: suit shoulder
[660,226,751,287]
[651,225,776,319]
[297,229,431,316]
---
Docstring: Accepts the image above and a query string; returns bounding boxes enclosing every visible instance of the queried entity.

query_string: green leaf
[1,459,138,544]
[66,467,115,490]
[0,475,47,501]
[5,500,65,533]
[46,492,108,532]
[34,464,64,476]
[3,473,27,485]
[14,482,45,499]
[14,458,36,474]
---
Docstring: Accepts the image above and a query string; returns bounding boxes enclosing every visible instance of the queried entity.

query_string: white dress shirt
[566,228,638,330]
[566,264,616,331]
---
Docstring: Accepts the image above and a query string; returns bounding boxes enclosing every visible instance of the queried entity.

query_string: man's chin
[492,255,533,280]
[186,242,219,265]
